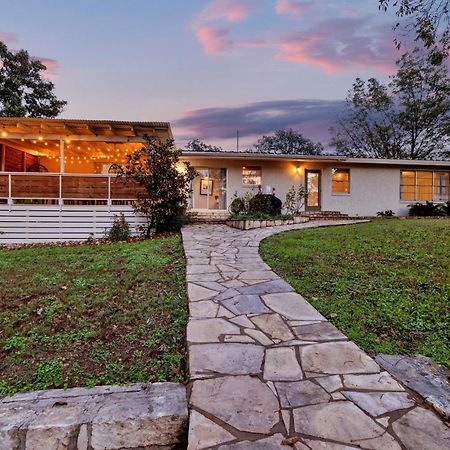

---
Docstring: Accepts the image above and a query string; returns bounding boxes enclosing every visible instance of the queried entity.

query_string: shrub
[377,210,395,217]
[104,213,131,241]
[249,194,282,216]
[230,196,245,214]
[285,185,307,215]
[439,201,450,216]
[408,201,444,217]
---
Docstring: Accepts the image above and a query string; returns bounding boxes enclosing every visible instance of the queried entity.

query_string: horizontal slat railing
[0,173,139,205]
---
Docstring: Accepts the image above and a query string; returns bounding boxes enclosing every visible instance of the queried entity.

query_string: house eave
[181,151,450,168]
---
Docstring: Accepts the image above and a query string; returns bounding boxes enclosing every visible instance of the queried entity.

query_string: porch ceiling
[0,117,171,139]
[0,137,142,163]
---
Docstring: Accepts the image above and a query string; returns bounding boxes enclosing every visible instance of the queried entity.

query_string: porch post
[59,139,64,207]
[0,143,5,171]
[59,139,65,173]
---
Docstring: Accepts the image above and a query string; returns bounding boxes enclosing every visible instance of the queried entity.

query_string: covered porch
[0,118,172,243]
[0,117,172,205]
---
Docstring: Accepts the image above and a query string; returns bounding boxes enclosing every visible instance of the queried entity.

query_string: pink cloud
[200,0,258,23]
[195,26,233,54]
[274,18,397,74]
[0,32,18,44]
[275,0,310,16]
[31,56,60,79]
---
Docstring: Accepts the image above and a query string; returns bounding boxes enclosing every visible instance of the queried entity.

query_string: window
[331,168,350,194]
[400,170,449,201]
[434,172,449,201]
[242,166,261,186]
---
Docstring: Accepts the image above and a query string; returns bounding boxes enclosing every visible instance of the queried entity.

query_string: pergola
[0,118,173,173]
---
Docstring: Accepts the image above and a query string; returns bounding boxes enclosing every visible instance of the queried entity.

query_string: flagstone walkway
[182,222,450,450]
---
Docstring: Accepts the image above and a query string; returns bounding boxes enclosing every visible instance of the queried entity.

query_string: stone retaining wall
[0,383,188,450]
[226,216,309,230]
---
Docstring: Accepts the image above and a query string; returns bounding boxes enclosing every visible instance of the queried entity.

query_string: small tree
[253,129,324,155]
[285,185,307,215]
[0,41,66,117]
[120,137,196,234]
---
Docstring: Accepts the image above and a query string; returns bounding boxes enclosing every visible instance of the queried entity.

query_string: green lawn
[0,235,187,396]
[260,219,450,367]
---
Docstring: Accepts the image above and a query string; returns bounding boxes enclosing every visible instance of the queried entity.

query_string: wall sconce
[295,165,301,174]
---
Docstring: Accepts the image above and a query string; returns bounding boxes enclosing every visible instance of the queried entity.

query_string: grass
[0,235,187,396]
[260,219,450,367]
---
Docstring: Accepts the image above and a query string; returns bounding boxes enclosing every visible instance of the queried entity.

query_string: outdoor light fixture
[296,165,301,174]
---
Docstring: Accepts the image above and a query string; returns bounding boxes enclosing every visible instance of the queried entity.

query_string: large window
[400,170,449,201]
[242,166,262,186]
[331,168,350,194]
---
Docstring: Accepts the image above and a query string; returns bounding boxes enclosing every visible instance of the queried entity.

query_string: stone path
[182,222,450,450]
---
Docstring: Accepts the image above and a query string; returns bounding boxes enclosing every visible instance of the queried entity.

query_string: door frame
[305,169,322,211]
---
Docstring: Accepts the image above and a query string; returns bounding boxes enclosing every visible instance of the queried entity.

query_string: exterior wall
[183,157,450,217]
[0,205,146,244]
[185,157,302,209]
[321,165,407,216]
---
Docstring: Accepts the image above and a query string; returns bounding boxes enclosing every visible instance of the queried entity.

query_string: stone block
[91,383,187,449]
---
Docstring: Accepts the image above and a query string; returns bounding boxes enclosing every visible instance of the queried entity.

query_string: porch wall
[0,205,146,244]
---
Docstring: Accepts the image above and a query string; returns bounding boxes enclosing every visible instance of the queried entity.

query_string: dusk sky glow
[0,0,404,150]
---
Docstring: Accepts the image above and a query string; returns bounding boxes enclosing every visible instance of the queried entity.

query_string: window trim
[400,170,450,203]
[331,167,351,196]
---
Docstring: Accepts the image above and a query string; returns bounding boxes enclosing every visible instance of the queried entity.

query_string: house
[0,117,449,243]
[182,151,450,218]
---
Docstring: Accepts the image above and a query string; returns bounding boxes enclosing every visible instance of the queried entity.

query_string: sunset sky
[0,0,403,150]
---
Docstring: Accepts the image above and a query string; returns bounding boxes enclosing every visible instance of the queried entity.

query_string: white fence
[0,205,147,244]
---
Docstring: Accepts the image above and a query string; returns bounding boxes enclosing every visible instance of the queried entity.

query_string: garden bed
[0,235,187,396]
[227,215,309,230]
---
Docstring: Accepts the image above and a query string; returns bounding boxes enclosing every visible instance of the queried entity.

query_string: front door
[305,170,321,211]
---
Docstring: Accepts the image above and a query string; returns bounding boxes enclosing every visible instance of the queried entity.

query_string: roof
[181,151,450,167]
[0,117,172,139]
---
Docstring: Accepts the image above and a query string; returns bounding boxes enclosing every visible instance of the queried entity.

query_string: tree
[120,137,197,234]
[379,0,449,64]
[184,139,223,152]
[330,49,450,159]
[0,41,66,117]
[253,129,323,155]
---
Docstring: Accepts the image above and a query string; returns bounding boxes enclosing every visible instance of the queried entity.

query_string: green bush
[440,201,450,216]
[229,197,245,214]
[408,202,444,216]
[248,194,282,216]
[104,213,131,241]
[377,210,395,217]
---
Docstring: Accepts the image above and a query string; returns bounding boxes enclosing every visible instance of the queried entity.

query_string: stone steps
[301,211,351,220]
[191,211,230,223]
